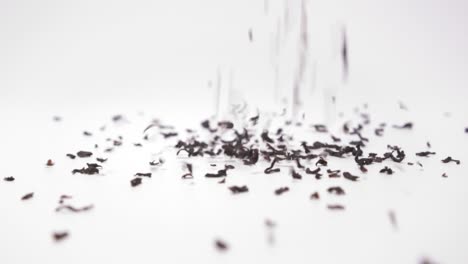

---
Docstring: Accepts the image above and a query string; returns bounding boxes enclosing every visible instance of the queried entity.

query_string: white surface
[1,0,468,263]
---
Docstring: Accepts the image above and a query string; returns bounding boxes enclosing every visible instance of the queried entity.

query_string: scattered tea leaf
[416,151,436,157]
[343,172,359,181]
[228,185,249,194]
[135,173,152,178]
[274,187,289,195]
[215,239,228,252]
[327,204,345,210]
[130,178,142,187]
[388,210,398,230]
[96,158,107,163]
[52,231,69,242]
[380,166,394,175]
[441,156,460,165]
[327,186,345,195]
[392,122,413,129]
[55,204,94,213]
[76,151,93,158]
[310,192,320,200]
[21,192,34,200]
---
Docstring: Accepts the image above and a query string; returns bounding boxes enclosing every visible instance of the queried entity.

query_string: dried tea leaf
[76,151,93,158]
[130,178,142,187]
[310,192,320,200]
[215,239,228,252]
[55,204,94,213]
[53,231,69,242]
[135,173,152,178]
[4,176,15,182]
[415,151,436,157]
[343,172,359,181]
[21,192,34,200]
[441,156,460,165]
[228,185,249,194]
[274,187,289,195]
[327,186,345,195]
[327,204,345,210]
[380,166,394,175]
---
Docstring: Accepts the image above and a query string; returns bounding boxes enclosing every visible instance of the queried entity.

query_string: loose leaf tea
[327,204,345,210]
[135,173,152,178]
[228,185,249,194]
[53,231,69,242]
[58,195,72,204]
[265,218,276,245]
[4,176,15,182]
[205,165,234,178]
[56,204,94,213]
[104,148,114,153]
[310,192,320,200]
[249,113,259,125]
[393,122,413,129]
[380,166,394,175]
[375,128,384,136]
[77,151,93,158]
[291,169,302,180]
[96,158,107,163]
[331,135,341,142]
[130,178,142,187]
[264,158,281,174]
[218,121,234,129]
[181,163,193,179]
[327,186,345,195]
[19,90,463,255]
[343,172,359,181]
[150,158,164,166]
[261,131,274,143]
[112,115,124,122]
[441,156,460,165]
[312,124,328,133]
[316,158,328,167]
[72,163,101,175]
[215,239,228,252]
[388,210,398,230]
[416,151,436,157]
[161,132,178,139]
[274,187,289,195]
[341,28,348,79]
[21,192,34,200]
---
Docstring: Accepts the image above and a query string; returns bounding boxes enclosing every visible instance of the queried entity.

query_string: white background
[1,0,468,263]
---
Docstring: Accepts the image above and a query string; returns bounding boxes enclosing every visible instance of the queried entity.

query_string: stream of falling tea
[215,0,348,125]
